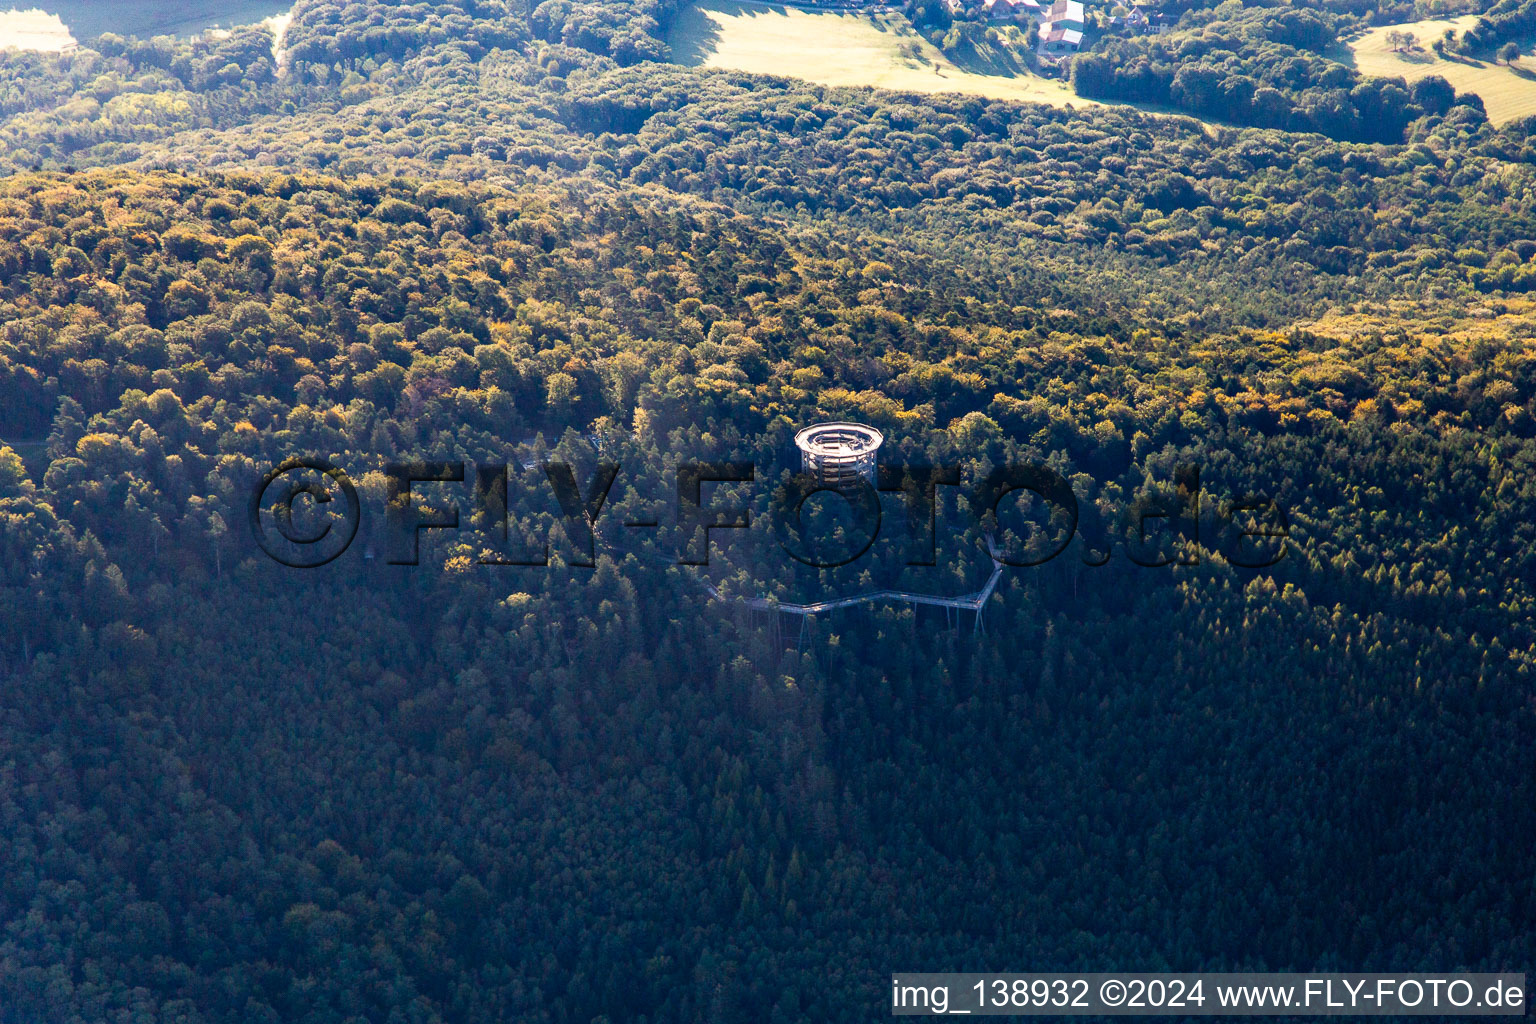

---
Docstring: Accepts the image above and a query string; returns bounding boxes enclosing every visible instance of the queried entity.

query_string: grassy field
[0,0,289,44]
[0,9,73,50]
[1349,15,1536,125]
[667,1,1097,108]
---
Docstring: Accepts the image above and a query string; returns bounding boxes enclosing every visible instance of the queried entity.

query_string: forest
[1069,4,1475,141]
[1457,0,1536,53]
[0,0,1534,1022]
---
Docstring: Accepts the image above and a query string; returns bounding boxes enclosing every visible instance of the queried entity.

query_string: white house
[1038,25,1084,53]
[1043,0,1084,27]
[1036,0,1084,54]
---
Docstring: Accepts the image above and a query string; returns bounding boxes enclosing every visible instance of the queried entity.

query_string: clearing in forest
[667,0,1095,108]
[1349,15,1536,125]
[0,9,75,50]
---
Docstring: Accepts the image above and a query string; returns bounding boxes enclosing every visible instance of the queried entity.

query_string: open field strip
[1350,15,1536,125]
[668,0,1097,108]
[0,8,74,50]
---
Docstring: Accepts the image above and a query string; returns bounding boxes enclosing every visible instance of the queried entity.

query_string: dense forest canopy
[1069,4,1472,142]
[0,0,1533,1021]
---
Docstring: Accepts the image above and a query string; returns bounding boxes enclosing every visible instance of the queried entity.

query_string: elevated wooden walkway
[695,537,1005,635]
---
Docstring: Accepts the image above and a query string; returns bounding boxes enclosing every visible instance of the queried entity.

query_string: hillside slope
[0,2,1535,1021]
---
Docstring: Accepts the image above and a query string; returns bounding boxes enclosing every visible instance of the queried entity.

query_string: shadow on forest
[1326,40,1358,69]
[669,0,926,65]
[667,2,730,64]
[0,438,48,481]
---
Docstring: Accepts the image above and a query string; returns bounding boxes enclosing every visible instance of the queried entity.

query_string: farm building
[1036,0,1084,53]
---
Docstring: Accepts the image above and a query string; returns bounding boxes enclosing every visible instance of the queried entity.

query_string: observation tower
[794,421,883,489]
